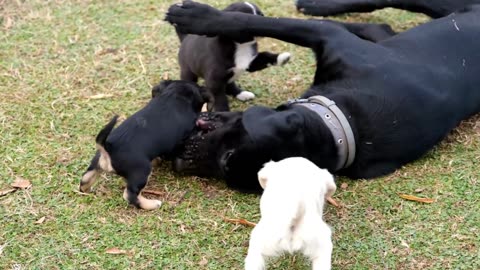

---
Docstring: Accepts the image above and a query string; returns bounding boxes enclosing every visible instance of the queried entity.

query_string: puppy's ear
[151,80,174,98]
[257,160,275,189]
[325,174,337,198]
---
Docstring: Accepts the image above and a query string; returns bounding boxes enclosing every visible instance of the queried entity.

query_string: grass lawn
[1,0,479,269]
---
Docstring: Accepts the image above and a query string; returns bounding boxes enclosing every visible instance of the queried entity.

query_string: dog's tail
[95,115,118,172]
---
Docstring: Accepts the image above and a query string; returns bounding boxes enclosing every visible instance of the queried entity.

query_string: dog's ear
[325,174,337,198]
[243,106,302,146]
[257,160,275,189]
[151,80,174,98]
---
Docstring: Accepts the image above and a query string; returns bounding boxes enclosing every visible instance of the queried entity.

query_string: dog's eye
[221,150,235,172]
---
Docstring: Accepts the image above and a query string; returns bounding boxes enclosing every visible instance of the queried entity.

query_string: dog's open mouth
[173,112,222,173]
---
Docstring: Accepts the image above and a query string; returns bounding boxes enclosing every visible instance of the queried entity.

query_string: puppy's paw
[276,52,291,66]
[139,198,163,210]
[236,91,255,101]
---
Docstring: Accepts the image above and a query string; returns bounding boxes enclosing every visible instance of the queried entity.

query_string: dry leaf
[199,257,208,266]
[87,93,114,100]
[11,177,32,189]
[399,194,435,203]
[224,218,256,227]
[0,188,16,196]
[201,103,208,112]
[4,17,13,29]
[35,216,46,224]
[340,182,348,189]
[105,247,127,255]
[327,197,340,207]
[414,188,425,193]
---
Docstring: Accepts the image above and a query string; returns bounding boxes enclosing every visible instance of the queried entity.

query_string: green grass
[1,0,479,269]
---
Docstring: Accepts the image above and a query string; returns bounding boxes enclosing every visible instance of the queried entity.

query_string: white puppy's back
[247,157,335,269]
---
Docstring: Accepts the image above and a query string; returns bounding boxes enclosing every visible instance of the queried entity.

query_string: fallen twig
[224,218,257,227]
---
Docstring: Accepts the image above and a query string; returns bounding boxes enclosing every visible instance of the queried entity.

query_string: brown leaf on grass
[87,93,114,100]
[11,177,31,189]
[415,188,425,193]
[4,17,14,30]
[399,194,435,203]
[199,257,208,266]
[224,218,256,227]
[327,197,341,208]
[340,182,348,189]
[105,247,127,255]
[0,188,16,196]
[34,216,46,224]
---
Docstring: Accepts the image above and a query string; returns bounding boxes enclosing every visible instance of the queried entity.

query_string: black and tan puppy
[175,1,291,111]
[79,80,207,210]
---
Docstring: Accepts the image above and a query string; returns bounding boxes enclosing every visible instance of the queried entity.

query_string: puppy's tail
[95,115,118,172]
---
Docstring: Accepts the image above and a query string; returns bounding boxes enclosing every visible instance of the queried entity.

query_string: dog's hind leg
[79,152,101,193]
[180,66,198,83]
[123,163,162,210]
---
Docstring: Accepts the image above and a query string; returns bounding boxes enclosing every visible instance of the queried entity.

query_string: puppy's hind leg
[309,231,333,270]
[123,163,161,210]
[245,225,267,270]
[79,152,101,193]
[247,51,291,73]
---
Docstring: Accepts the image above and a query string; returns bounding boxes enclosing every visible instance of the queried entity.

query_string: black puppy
[296,0,480,18]
[79,80,207,210]
[175,1,291,111]
[166,2,480,192]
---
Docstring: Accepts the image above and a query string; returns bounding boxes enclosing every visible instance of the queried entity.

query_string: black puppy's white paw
[236,91,256,101]
[276,52,291,66]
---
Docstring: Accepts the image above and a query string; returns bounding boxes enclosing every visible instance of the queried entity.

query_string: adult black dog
[166,1,480,192]
[296,0,480,18]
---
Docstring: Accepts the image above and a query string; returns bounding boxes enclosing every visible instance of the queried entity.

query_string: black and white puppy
[246,157,336,270]
[175,1,291,111]
[79,80,207,210]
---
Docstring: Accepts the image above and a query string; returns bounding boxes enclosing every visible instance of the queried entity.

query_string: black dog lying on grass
[175,1,290,111]
[295,0,480,18]
[166,2,480,192]
[80,80,207,209]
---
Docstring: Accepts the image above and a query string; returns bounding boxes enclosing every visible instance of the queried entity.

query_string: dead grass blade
[105,247,127,255]
[0,188,16,196]
[399,194,435,203]
[223,218,256,227]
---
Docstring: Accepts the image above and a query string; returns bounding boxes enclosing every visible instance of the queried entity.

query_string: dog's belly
[228,40,257,83]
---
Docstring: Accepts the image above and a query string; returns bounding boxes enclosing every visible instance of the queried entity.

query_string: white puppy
[245,157,337,270]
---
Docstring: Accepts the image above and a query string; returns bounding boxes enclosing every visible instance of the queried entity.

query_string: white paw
[236,91,255,101]
[276,52,291,66]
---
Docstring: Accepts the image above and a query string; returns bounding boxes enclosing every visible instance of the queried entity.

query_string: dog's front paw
[165,1,223,36]
[276,52,291,66]
[236,91,256,101]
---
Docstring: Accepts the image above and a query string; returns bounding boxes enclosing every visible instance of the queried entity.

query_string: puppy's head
[223,2,264,16]
[151,80,210,112]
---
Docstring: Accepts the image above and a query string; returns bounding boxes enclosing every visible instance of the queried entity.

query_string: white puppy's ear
[257,160,275,189]
[325,175,337,198]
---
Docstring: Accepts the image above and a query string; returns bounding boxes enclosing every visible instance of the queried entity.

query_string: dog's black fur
[166,2,480,192]
[79,80,207,209]
[175,1,290,111]
[295,0,480,18]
